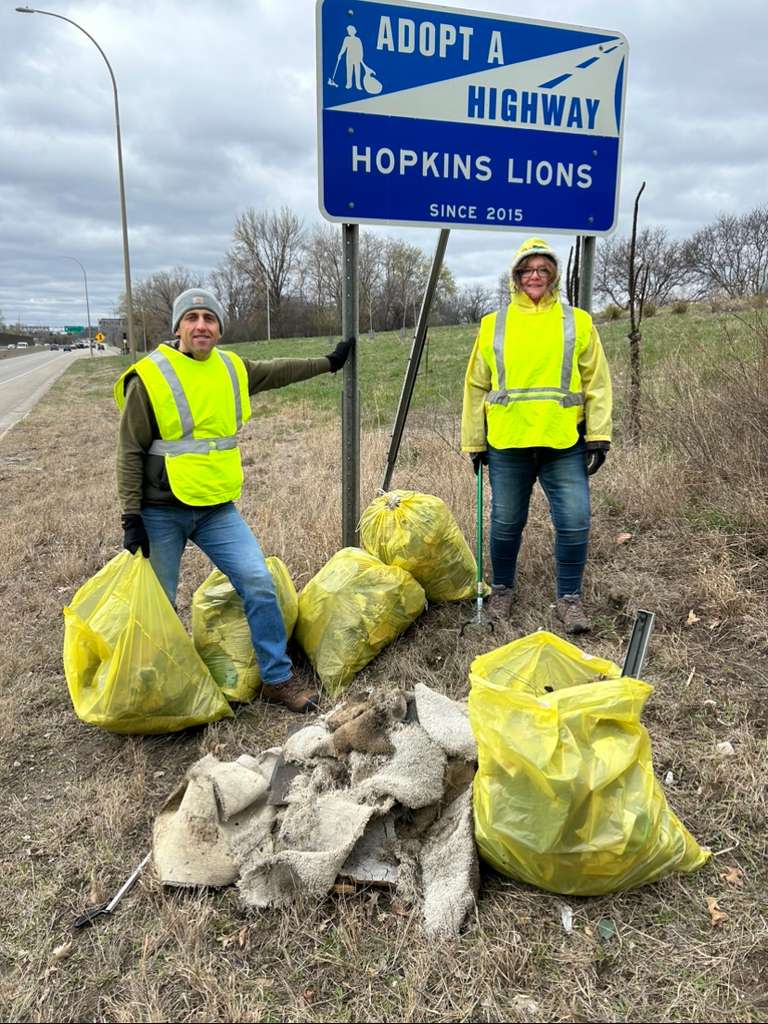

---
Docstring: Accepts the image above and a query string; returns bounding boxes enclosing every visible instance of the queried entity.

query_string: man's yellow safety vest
[114,343,251,505]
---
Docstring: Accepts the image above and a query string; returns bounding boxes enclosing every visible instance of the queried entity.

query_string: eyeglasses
[519,265,552,279]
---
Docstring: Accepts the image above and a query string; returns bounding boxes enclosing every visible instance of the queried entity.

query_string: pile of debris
[153,683,479,936]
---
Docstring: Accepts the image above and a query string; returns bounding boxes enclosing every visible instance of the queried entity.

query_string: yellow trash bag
[359,490,478,602]
[191,557,298,703]
[63,551,233,735]
[468,631,710,895]
[295,547,426,694]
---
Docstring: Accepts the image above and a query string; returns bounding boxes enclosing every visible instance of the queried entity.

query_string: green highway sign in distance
[64,326,84,333]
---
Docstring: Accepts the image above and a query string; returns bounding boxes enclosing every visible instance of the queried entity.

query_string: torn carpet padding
[152,685,479,936]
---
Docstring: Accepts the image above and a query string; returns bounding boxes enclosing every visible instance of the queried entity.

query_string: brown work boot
[488,584,515,620]
[556,593,590,635]
[262,676,319,714]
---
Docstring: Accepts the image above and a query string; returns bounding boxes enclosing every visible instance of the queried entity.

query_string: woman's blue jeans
[487,438,591,598]
[140,502,292,686]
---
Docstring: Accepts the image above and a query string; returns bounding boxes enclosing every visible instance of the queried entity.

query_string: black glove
[585,441,610,476]
[470,452,489,475]
[122,513,150,557]
[326,337,354,373]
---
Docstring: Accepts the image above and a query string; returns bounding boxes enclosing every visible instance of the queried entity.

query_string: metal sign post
[578,235,596,313]
[380,227,450,492]
[341,223,360,546]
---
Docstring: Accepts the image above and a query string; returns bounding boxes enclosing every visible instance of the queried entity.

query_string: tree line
[126,207,500,345]
[595,203,768,309]
[123,201,768,345]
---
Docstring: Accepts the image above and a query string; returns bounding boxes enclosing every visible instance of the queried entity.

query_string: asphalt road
[0,348,99,439]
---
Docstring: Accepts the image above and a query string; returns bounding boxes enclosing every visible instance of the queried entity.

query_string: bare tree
[682,205,768,298]
[596,226,686,309]
[303,224,343,335]
[496,270,509,308]
[209,252,261,342]
[128,266,203,348]
[627,182,650,443]
[456,284,495,324]
[359,230,383,336]
[231,206,305,334]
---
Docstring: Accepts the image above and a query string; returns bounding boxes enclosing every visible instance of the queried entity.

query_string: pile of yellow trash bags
[63,500,710,896]
[468,631,710,895]
[63,490,479,732]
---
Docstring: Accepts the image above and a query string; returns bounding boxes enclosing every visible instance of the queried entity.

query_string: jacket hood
[509,237,561,297]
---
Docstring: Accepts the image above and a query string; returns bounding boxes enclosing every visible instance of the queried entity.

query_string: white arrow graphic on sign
[332,40,625,137]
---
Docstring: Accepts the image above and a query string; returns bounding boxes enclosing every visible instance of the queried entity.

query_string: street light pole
[16,5,136,361]
[62,256,93,357]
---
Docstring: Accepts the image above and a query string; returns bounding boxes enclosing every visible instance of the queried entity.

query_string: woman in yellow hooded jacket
[461,238,612,633]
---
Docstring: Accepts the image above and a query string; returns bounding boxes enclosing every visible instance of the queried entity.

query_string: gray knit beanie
[172,288,225,333]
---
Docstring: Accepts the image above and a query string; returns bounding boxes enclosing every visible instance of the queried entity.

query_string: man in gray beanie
[114,287,353,713]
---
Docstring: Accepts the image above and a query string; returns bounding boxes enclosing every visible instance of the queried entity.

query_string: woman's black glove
[121,513,150,557]
[585,441,610,476]
[470,452,489,475]
[326,338,354,373]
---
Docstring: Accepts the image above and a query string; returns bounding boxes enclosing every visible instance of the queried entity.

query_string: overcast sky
[1,0,765,330]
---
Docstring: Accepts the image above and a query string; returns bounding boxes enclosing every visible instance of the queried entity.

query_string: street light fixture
[15,5,137,361]
[62,255,93,357]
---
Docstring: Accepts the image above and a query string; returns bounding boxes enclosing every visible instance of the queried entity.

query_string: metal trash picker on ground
[72,852,151,929]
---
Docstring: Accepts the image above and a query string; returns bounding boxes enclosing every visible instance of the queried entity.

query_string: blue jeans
[140,502,292,686]
[487,438,591,598]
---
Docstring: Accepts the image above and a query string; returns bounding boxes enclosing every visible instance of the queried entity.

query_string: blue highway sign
[316,0,628,233]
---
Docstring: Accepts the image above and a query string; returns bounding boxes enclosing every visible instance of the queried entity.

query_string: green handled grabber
[462,463,494,635]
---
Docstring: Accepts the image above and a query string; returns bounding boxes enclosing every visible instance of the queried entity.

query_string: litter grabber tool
[462,465,494,635]
[72,851,151,929]
[327,52,342,86]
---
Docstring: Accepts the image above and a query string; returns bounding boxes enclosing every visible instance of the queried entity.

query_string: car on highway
[17,341,29,349]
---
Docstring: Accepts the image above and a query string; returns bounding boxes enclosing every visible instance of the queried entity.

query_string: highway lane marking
[0,353,67,388]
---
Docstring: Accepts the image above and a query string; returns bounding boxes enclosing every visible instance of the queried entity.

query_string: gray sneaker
[488,584,515,620]
[556,593,590,634]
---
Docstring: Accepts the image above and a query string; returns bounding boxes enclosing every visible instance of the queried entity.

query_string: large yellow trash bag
[468,631,709,895]
[359,490,477,602]
[191,557,298,703]
[63,551,234,735]
[295,547,426,694]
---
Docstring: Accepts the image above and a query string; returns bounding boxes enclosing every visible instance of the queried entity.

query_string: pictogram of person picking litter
[328,24,382,94]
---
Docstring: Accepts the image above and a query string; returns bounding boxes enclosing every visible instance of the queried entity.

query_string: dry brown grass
[0,358,766,1023]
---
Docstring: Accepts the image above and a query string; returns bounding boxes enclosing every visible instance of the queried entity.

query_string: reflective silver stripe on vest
[487,302,583,407]
[148,347,244,450]
[218,350,243,430]
[492,304,509,392]
[149,349,194,435]
[148,436,238,456]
